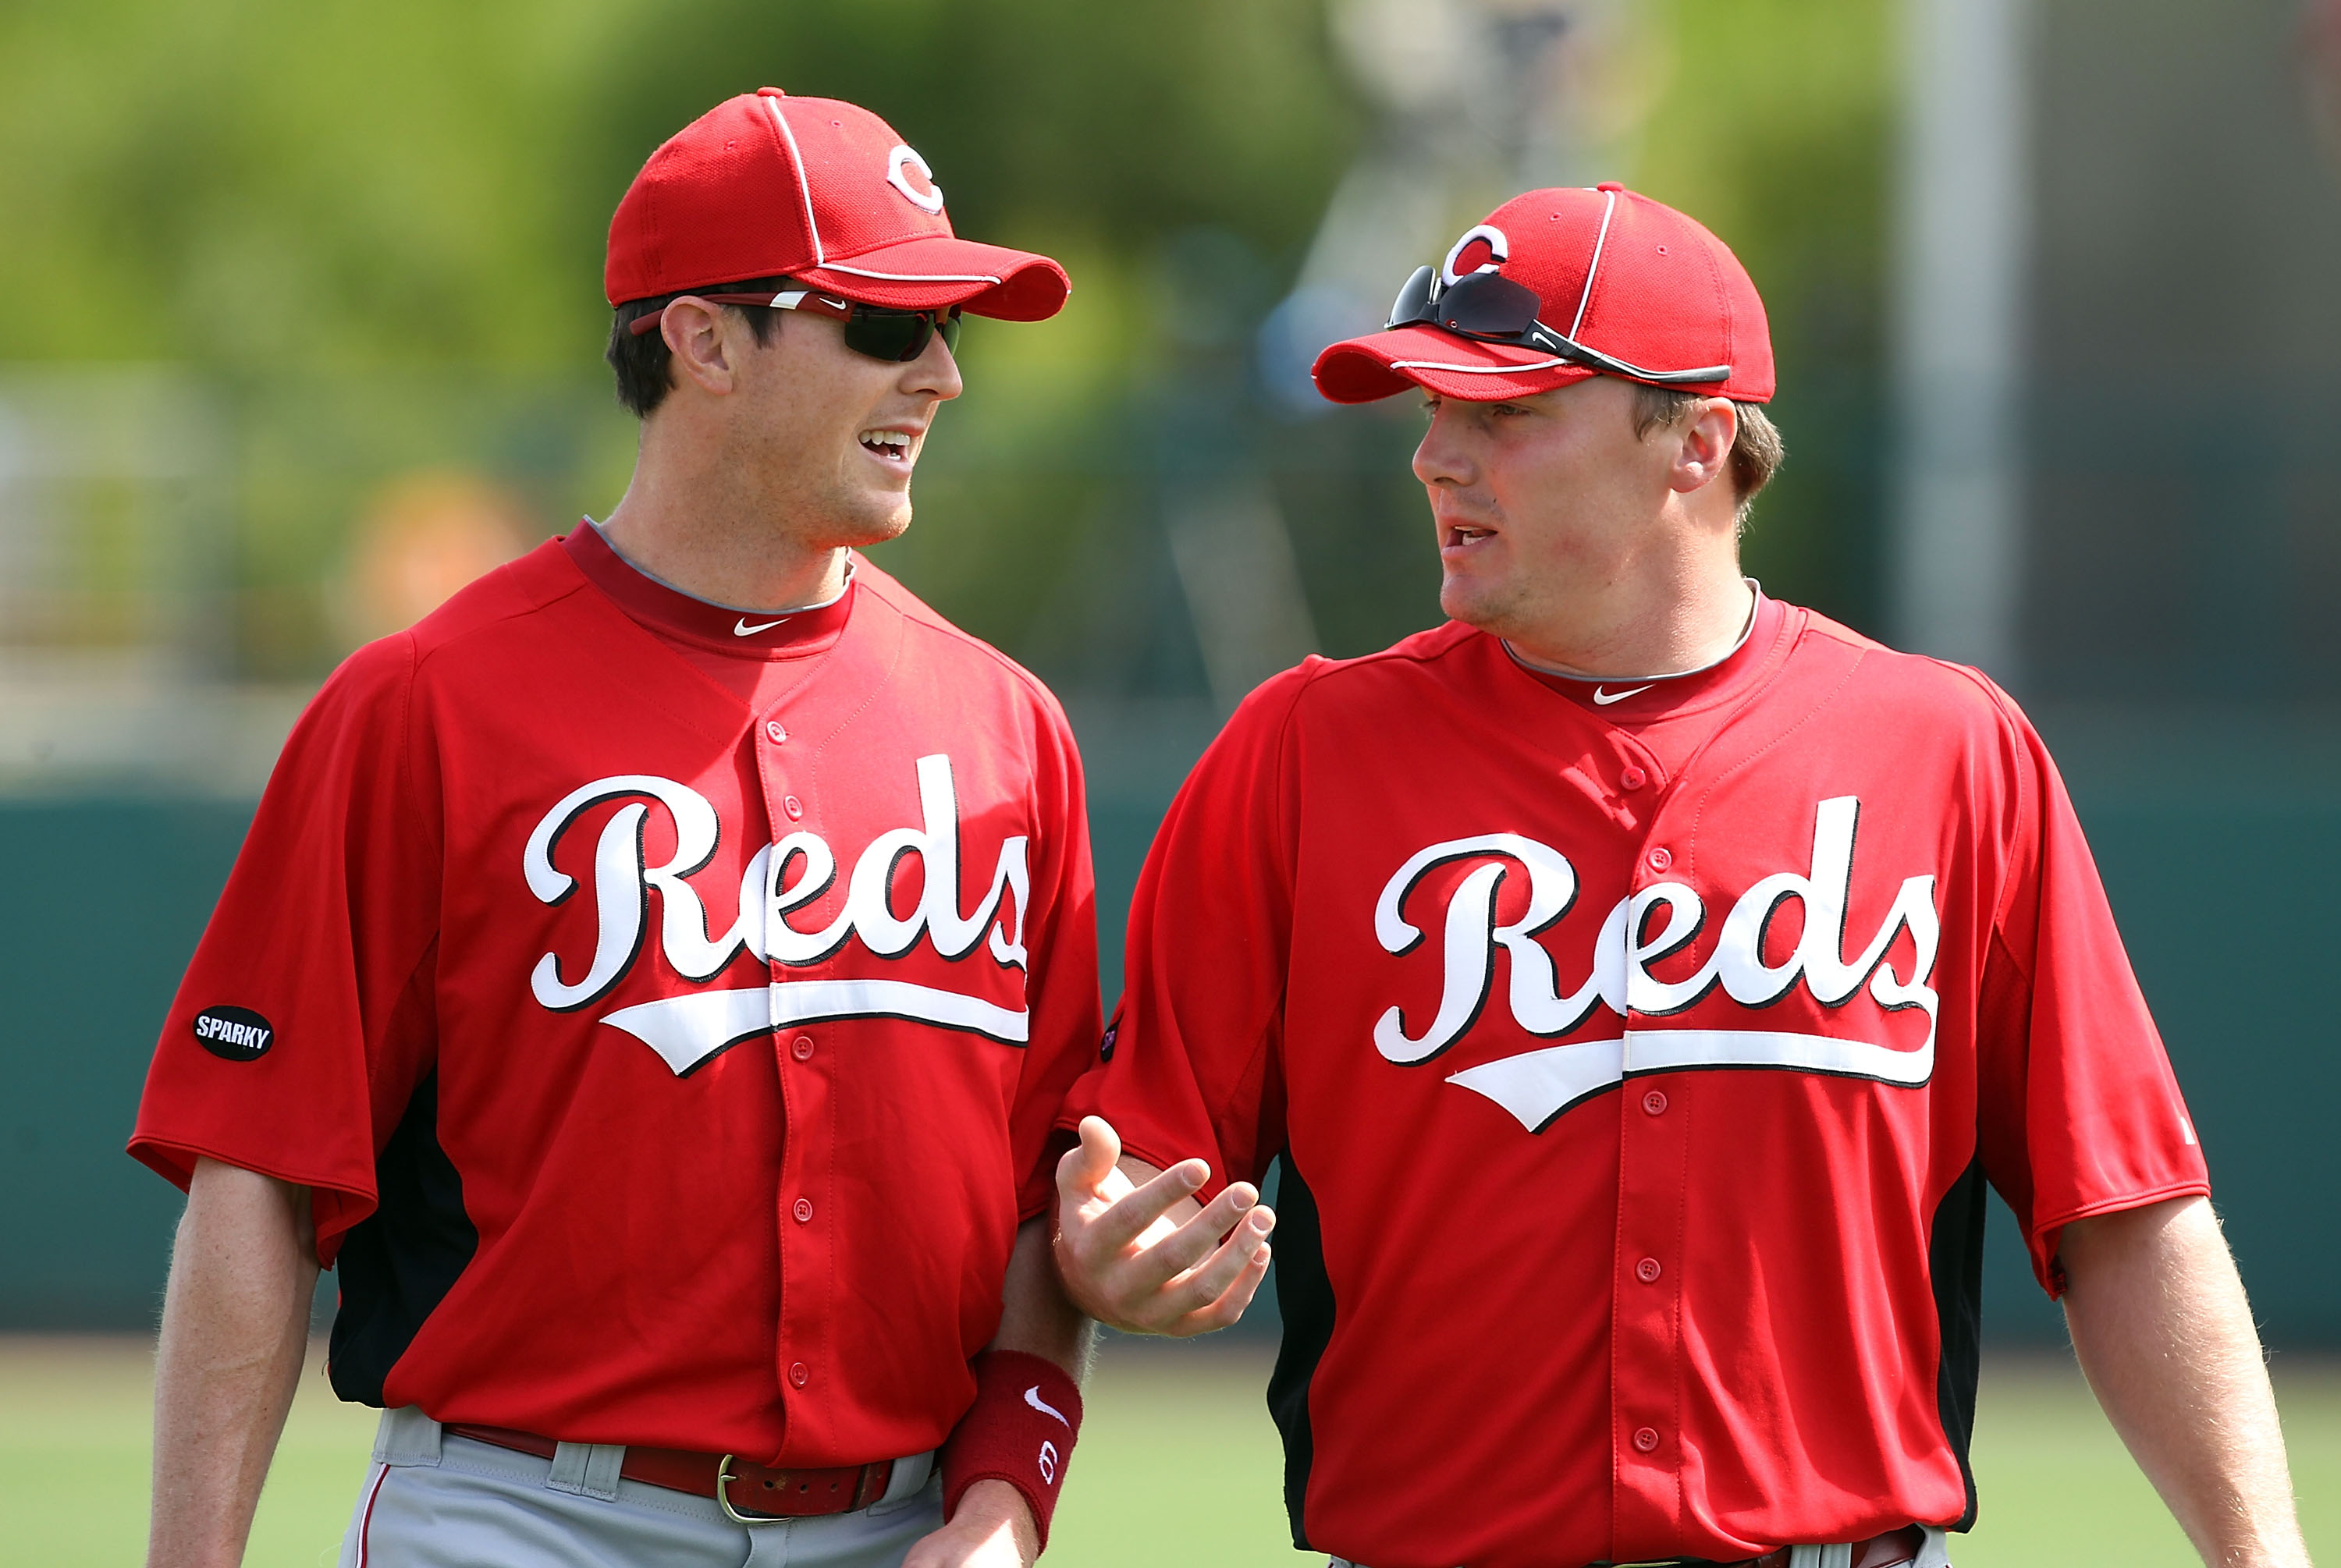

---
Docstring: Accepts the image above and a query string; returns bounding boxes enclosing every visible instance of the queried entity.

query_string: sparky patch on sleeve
[191,1006,275,1062]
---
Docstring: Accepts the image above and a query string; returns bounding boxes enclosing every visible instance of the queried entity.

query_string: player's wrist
[940,1350,1082,1551]
[949,1479,1039,1559]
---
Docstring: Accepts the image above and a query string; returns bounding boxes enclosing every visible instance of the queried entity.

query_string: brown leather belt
[443,1422,895,1520]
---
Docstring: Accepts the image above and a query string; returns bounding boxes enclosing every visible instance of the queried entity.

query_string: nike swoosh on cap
[1592,684,1654,705]
[734,616,790,636]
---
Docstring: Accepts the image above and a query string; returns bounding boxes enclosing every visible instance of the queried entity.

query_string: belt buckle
[715,1454,791,1524]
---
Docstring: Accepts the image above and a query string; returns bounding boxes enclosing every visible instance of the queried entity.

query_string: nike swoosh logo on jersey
[734,616,789,636]
[1592,684,1653,705]
[1025,1386,1071,1426]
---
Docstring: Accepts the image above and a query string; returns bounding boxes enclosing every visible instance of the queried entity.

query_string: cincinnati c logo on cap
[1441,223,1509,286]
[886,145,945,215]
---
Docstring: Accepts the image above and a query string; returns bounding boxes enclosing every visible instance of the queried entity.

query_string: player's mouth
[1443,523,1497,553]
[858,427,916,466]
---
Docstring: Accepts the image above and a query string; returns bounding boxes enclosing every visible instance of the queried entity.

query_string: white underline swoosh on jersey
[1445,1027,1935,1132]
[599,981,1029,1075]
[1591,684,1653,705]
[1024,1386,1071,1426]
[734,616,790,636]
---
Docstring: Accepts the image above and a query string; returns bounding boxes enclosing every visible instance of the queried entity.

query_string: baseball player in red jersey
[132,90,1098,1568]
[1051,186,2313,1567]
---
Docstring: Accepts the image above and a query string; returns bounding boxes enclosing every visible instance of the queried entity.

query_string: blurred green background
[3,0,2340,1559]
[3,1339,2338,1565]
[0,0,1892,683]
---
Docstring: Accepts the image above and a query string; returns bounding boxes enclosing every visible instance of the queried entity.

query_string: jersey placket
[757,700,835,1456]
[1610,740,1692,1551]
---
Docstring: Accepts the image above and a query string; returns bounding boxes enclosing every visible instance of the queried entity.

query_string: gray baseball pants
[1327,1526,1956,1568]
[339,1405,944,1568]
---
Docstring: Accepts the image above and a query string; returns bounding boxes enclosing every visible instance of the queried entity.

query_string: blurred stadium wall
[0,0,2334,1345]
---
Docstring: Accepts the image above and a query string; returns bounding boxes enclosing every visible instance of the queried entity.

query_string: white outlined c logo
[1440,224,1510,286]
[887,145,945,215]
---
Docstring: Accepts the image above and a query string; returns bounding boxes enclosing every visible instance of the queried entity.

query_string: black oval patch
[192,1006,275,1062]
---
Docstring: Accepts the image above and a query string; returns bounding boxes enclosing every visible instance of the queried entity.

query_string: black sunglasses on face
[629,289,963,364]
[1384,264,1731,386]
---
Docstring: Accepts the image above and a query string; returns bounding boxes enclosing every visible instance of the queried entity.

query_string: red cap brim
[798,233,1069,321]
[1310,324,1598,404]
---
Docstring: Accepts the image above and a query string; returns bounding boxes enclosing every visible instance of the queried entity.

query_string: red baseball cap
[1312,183,1772,404]
[605,88,1069,321]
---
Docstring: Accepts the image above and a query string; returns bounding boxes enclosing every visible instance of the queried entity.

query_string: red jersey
[1065,594,2205,1567]
[131,531,1099,1467]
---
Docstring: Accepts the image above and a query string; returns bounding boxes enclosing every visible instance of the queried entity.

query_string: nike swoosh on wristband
[734,616,789,636]
[1025,1386,1071,1426]
[1592,684,1654,705]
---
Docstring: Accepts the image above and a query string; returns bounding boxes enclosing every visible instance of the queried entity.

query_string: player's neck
[599,451,850,615]
[1501,565,1755,680]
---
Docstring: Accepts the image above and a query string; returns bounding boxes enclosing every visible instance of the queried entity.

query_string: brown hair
[1629,385,1785,528]
[606,277,794,418]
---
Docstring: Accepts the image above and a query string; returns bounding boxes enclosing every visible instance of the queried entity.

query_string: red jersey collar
[1506,584,1787,719]
[563,522,857,658]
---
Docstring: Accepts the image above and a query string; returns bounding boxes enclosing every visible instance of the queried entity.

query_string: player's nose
[1413,406,1476,488]
[902,329,964,402]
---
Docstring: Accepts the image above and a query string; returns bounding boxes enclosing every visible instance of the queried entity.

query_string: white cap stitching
[764,97,826,266]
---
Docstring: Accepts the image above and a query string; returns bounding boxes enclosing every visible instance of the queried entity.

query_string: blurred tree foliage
[1636,0,1892,630]
[0,0,1357,368]
[0,0,1890,678]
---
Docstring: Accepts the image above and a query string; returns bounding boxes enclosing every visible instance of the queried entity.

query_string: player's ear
[1666,397,1738,498]
[661,297,742,398]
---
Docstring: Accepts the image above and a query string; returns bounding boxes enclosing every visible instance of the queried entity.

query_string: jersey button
[1635,1257,1662,1282]
[1646,846,1672,871]
[765,720,788,744]
[783,794,805,820]
[1621,764,1647,791]
[793,1197,814,1223]
[1642,1089,1668,1116]
[789,1362,810,1388]
[1632,1426,1661,1453]
[790,1034,815,1061]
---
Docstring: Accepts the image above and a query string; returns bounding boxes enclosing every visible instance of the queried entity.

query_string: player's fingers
[1172,1239,1275,1337]
[1126,1184,1266,1284]
[1188,1181,1266,1240]
[1055,1116,1121,1198]
[1082,1158,1211,1254]
[1153,1205,1276,1316]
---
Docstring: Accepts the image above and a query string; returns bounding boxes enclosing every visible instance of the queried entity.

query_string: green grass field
[5,1336,2335,1566]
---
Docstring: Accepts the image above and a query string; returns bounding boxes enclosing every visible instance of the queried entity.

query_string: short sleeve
[1057,665,1309,1198]
[1973,694,2209,1295]
[1007,694,1103,1221]
[127,633,444,1262]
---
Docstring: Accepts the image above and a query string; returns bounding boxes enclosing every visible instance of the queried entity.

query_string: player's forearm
[981,1221,1091,1552]
[147,1158,319,1568]
[915,1223,1091,1566]
[2059,1195,2309,1568]
[991,1216,1096,1375]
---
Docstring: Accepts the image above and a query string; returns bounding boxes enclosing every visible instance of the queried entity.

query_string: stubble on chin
[799,476,915,553]
[847,497,914,550]
[1439,568,1518,637]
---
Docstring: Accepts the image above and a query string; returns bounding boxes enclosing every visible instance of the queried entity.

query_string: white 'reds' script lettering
[522,755,1032,1075]
[1373,796,1941,1130]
